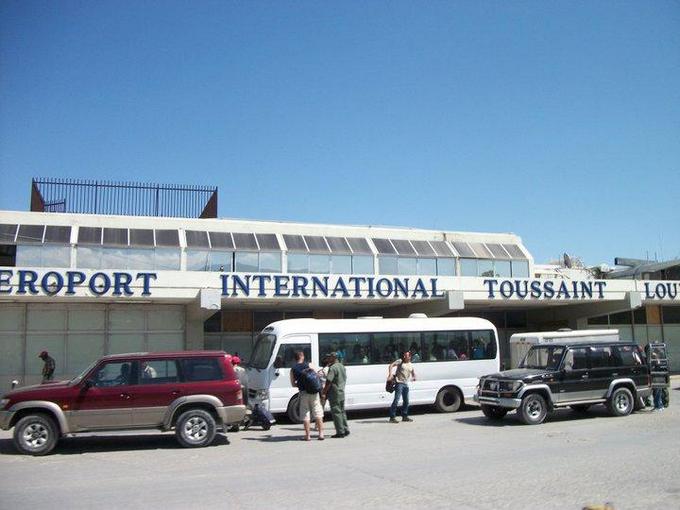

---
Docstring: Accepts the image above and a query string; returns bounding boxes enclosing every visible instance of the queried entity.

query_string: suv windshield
[69,360,99,385]
[520,346,565,370]
[249,333,277,369]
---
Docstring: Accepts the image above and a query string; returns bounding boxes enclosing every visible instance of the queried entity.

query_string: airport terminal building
[0,179,678,388]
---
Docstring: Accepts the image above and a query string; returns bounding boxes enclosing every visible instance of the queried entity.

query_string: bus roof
[261,317,497,337]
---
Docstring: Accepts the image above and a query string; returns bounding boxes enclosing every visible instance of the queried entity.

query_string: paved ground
[0,389,679,510]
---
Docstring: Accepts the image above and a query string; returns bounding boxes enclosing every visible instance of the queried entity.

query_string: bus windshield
[249,333,277,369]
[520,346,565,370]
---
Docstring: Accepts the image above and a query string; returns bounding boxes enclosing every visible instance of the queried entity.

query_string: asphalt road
[0,390,678,510]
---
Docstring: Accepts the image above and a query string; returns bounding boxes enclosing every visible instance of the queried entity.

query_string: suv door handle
[581,375,589,379]
[171,390,182,396]
[120,393,131,400]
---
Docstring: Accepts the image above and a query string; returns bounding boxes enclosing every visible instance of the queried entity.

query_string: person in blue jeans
[387,351,417,423]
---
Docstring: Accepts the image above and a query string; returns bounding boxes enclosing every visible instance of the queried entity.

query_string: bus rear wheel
[435,387,462,413]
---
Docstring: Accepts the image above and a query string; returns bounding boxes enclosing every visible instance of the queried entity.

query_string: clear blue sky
[1,1,678,265]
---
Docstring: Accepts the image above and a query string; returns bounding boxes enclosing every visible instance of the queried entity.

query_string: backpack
[298,365,322,394]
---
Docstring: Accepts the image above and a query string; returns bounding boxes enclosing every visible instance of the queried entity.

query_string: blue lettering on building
[0,270,157,297]
[484,279,609,300]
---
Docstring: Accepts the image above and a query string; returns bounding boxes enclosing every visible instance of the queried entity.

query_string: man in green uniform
[321,352,349,438]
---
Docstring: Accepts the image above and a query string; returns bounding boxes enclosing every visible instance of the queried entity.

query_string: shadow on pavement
[242,434,312,443]
[0,432,230,456]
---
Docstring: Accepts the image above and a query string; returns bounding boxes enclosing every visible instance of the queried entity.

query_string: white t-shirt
[394,360,414,384]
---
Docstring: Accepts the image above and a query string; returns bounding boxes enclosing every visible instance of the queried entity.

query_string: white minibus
[245,316,499,421]
[509,329,620,368]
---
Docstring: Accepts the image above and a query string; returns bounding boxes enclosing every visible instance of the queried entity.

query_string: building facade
[1,207,679,389]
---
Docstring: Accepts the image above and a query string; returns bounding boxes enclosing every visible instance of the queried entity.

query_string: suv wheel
[518,393,548,425]
[286,394,302,424]
[175,409,217,448]
[13,413,58,456]
[570,404,592,413]
[481,405,507,420]
[435,387,462,413]
[607,387,634,417]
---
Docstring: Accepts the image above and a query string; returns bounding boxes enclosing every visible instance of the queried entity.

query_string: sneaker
[343,430,350,437]
[402,417,413,422]
[331,433,345,438]
[389,417,399,423]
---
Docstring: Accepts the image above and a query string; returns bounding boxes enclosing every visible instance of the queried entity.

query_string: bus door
[269,336,312,410]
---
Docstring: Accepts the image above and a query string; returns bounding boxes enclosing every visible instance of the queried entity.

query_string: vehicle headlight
[0,398,9,409]
[500,381,523,392]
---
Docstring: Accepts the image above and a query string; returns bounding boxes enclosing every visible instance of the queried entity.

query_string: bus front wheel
[435,387,462,413]
[286,394,303,423]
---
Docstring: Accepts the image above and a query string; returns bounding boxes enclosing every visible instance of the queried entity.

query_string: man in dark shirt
[39,351,55,383]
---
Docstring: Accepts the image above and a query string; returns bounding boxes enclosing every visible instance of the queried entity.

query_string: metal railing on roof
[31,178,218,218]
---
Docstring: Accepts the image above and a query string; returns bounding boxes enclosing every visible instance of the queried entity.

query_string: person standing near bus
[387,351,416,423]
[322,352,349,438]
[290,351,325,441]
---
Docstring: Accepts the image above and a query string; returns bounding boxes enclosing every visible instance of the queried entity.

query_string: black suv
[474,341,652,425]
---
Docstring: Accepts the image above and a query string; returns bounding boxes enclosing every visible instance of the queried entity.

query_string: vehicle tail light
[236,389,243,402]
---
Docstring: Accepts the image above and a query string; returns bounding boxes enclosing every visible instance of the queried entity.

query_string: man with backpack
[290,351,325,441]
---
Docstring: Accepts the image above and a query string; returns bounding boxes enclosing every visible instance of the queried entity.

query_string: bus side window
[274,344,311,369]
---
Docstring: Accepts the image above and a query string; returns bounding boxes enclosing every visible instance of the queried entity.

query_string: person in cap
[321,352,349,438]
[39,351,55,383]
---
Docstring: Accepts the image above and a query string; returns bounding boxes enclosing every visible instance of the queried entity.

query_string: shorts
[298,392,323,420]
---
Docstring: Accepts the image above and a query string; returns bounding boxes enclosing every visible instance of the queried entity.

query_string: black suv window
[612,345,643,367]
[589,346,613,369]
[563,347,588,370]
[181,358,223,382]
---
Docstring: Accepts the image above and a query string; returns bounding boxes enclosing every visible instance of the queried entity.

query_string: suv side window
[612,345,643,367]
[140,359,179,385]
[181,358,223,382]
[93,361,137,387]
[563,347,588,371]
[589,346,613,369]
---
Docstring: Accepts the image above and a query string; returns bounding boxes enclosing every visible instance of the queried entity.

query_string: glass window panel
[259,252,282,272]
[139,358,179,383]
[255,234,280,250]
[502,244,526,259]
[633,308,647,325]
[309,254,330,273]
[347,237,372,254]
[209,251,232,271]
[78,227,102,245]
[633,326,648,343]
[398,257,417,275]
[392,240,416,256]
[232,233,258,250]
[379,256,398,274]
[181,358,223,381]
[15,245,43,266]
[287,253,309,273]
[235,252,259,272]
[44,226,71,243]
[155,248,180,270]
[372,333,399,363]
[108,334,145,355]
[41,245,71,267]
[610,311,633,325]
[460,258,478,276]
[511,260,530,278]
[148,308,185,330]
[185,230,210,248]
[283,234,307,252]
[472,331,496,360]
[109,309,145,330]
[494,260,512,277]
[478,259,494,277]
[430,241,454,257]
[186,250,210,271]
[303,236,329,253]
[352,255,373,274]
[325,237,351,253]
[411,240,435,256]
[155,229,179,247]
[0,224,18,243]
[372,238,396,255]
[417,258,437,275]
[330,255,352,274]
[27,308,66,330]
[93,360,137,387]
[66,333,105,375]
[78,246,102,269]
[422,332,449,361]
[127,248,155,270]
[452,242,475,257]
[101,247,128,269]
[487,243,510,258]
[148,333,184,352]
[209,232,234,249]
[0,334,23,375]
[129,229,154,247]
[0,307,24,331]
[662,306,680,324]
[103,228,128,246]
[470,242,493,258]
[17,224,44,243]
[437,258,456,276]
[69,309,106,330]
[333,333,372,365]
[274,343,312,369]
[26,334,65,375]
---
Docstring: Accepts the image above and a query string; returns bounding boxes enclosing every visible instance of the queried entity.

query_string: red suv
[0,351,246,455]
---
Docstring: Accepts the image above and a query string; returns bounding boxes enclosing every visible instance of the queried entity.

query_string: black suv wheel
[607,387,634,417]
[175,409,217,448]
[13,413,59,456]
[518,393,548,425]
[481,405,507,420]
